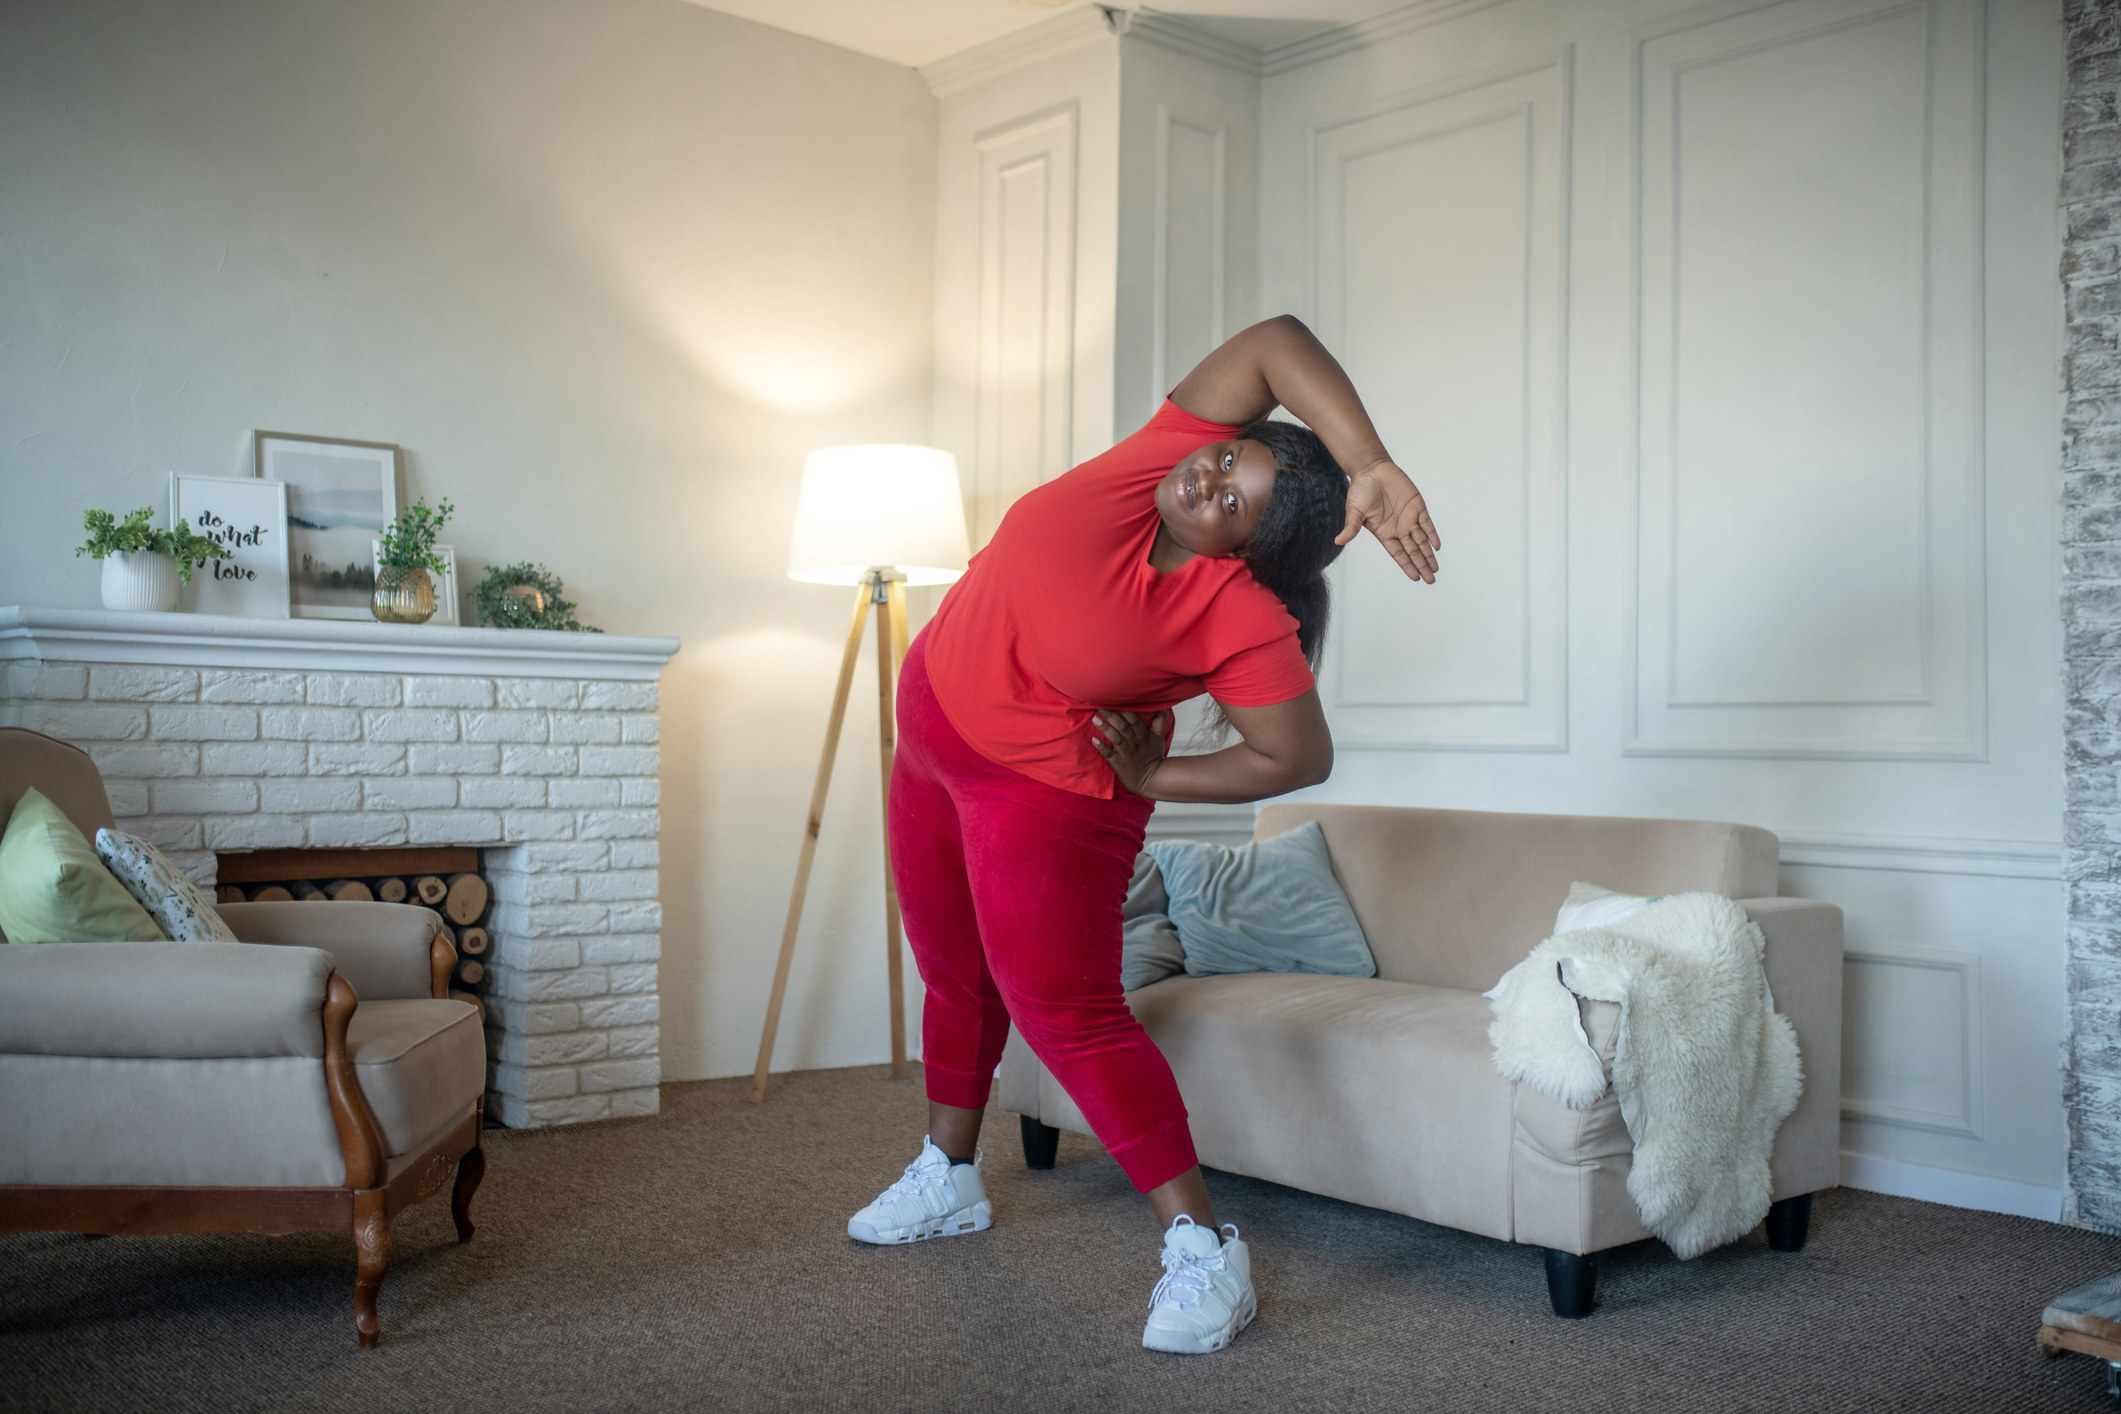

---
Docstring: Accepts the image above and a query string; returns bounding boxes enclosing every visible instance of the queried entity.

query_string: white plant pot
[100,550,181,613]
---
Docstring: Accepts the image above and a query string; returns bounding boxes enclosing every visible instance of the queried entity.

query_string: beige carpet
[3,1064,2119,1413]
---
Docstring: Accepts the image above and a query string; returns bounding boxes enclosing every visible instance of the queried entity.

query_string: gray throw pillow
[1121,853,1188,992]
[1144,819,1375,979]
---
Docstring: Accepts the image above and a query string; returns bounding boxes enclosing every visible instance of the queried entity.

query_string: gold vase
[371,565,437,624]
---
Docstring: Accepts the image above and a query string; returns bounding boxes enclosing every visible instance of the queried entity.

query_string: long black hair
[1234,418,1347,671]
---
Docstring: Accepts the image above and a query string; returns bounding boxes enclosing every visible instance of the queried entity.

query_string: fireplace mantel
[0,607,678,681]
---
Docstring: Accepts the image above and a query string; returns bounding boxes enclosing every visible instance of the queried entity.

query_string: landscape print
[257,435,398,617]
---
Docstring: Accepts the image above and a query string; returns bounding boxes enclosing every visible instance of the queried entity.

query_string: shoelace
[1149,1244,1225,1312]
[879,1157,947,1204]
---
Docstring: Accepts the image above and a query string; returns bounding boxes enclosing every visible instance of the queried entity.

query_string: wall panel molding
[1626,0,1988,758]
[1841,941,1984,1138]
[1310,53,1571,751]
[971,103,1079,546]
[1778,832,2061,880]
[1151,105,1227,405]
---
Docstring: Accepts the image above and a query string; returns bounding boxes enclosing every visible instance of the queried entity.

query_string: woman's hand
[1091,709,1170,797]
[1339,459,1441,584]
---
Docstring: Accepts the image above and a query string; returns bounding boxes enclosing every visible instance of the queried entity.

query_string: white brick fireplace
[0,606,680,1129]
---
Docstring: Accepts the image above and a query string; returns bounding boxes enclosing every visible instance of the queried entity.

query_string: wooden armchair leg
[353,1190,392,1348]
[452,1140,486,1243]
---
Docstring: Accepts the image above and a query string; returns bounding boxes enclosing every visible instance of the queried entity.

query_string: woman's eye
[1222,452,1234,471]
[1225,493,1238,512]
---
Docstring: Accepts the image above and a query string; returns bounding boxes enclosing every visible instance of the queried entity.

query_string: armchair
[0,727,488,1347]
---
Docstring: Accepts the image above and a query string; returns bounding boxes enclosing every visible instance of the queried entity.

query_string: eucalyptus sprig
[76,507,230,585]
[377,497,454,573]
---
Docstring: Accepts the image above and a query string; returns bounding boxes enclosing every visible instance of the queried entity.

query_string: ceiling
[685,1,1381,70]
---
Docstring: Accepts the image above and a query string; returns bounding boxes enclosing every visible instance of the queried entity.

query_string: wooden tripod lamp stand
[753,444,971,1102]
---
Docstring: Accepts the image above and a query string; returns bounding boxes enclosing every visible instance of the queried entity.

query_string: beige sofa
[999,802,1842,1317]
[0,727,488,1347]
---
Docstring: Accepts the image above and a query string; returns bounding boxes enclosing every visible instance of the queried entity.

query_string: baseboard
[1839,1151,2064,1222]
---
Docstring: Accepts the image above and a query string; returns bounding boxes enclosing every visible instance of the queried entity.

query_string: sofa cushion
[1145,821,1375,980]
[0,788,165,944]
[95,827,238,942]
[1121,854,1187,992]
[1255,804,1779,992]
[1064,973,1517,1242]
[348,999,484,1157]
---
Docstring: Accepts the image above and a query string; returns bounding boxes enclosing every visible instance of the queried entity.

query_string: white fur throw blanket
[1486,892,1802,1259]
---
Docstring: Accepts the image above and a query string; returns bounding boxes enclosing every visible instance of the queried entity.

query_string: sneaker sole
[1142,1288,1256,1355]
[847,1200,993,1245]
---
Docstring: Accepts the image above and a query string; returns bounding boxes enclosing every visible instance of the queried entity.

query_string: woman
[847,315,1440,1354]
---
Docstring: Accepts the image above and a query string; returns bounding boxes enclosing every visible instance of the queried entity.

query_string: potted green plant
[371,497,453,624]
[76,507,230,613]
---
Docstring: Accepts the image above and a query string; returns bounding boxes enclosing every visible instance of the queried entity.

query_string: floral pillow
[93,828,238,943]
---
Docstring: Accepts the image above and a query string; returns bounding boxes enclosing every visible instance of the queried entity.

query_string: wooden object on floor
[414,875,447,906]
[443,872,488,926]
[376,876,409,904]
[2040,1271,2121,1370]
[215,885,245,904]
[457,925,489,958]
[455,959,485,987]
[0,972,487,1350]
[327,879,374,903]
[250,885,293,902]
[753,571,911,1102]
[449,989,486,1020]
[296,884,328,903]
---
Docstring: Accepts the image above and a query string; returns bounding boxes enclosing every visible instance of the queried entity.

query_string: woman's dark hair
[1192,420,1347,748]
[1235,418,1347,671]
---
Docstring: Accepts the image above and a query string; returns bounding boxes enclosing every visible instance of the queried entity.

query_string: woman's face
[1154,439,1278,559]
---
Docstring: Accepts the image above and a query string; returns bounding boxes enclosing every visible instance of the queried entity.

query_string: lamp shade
[786,444,971,587]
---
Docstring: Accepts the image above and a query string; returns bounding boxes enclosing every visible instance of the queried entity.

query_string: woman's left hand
[1091,709,1170,797]
[1339,458,1441,584]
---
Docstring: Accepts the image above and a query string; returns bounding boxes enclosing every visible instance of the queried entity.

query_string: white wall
[1258,0,2067,1202]
[0,0,940,1083]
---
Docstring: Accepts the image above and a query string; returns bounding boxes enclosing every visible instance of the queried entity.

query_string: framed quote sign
[171,475,291,617]
[254,430,400,620]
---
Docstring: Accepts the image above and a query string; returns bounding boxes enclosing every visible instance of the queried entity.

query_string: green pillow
[0,788,166,943]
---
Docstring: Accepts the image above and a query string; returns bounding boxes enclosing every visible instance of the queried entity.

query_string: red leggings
[888,632,1197,1193]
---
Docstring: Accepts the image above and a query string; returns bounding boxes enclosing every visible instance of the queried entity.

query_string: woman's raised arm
[1171,315,1441,583]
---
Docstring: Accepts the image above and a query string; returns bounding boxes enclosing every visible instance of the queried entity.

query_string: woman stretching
[847,315,1440,1353]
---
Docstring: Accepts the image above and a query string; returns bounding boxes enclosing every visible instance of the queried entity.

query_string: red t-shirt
[922,399,1316,798]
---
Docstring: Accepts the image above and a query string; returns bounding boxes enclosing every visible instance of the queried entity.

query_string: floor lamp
[753,445,971,1102]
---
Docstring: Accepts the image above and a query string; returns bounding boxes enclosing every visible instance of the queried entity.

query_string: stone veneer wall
[0,659,662,1129]
[2064,0,2121,1231]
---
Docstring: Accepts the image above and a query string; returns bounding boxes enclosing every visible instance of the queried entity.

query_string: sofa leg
[1021,1116,1060,1170]
[1765,1192,1813,1252]
[452,1140,486,1243]
[353,1190,392,1348]
[1544,1248,1597,1318]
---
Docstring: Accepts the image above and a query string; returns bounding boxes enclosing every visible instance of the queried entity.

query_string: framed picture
[254,431,400,620]
[372,540,460,626]
[171,475,291,618]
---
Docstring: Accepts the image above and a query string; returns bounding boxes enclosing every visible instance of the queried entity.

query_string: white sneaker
[1142,1215,1255,1354]
[846,1137,993,1245]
